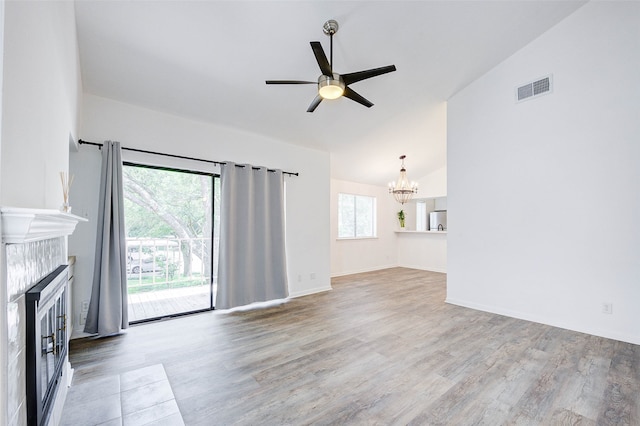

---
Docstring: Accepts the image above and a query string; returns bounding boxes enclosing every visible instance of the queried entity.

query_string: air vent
[516,75,553,102]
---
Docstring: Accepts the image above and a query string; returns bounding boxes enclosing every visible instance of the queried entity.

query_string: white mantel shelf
[395,230,447,234]
[1,207,88,244]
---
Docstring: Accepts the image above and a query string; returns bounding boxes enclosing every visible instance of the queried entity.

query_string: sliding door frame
[123,161,219,324]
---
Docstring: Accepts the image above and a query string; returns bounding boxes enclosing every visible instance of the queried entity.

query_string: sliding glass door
[123,163,220,323]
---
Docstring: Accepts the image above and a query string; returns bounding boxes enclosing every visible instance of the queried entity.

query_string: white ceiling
[74,0,586,185]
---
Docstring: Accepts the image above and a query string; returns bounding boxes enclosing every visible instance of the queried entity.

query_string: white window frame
[337,193,377,239]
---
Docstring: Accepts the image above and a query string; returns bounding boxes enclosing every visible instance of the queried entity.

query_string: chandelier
[388,155,418,204]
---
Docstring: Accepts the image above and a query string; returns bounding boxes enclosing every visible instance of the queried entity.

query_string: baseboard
[331,264,446,277]
[445,297,640,346]
[288,285,332,299]
[397,263,447,274]
[330,264,398,278]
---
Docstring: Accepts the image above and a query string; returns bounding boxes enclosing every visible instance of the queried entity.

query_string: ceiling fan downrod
[323,19,339,73]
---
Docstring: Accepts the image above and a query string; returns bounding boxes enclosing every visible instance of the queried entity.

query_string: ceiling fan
[266,20,397,113]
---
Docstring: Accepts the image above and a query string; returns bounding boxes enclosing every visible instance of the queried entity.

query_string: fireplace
[1,207,86,426]
[26,265,69,426]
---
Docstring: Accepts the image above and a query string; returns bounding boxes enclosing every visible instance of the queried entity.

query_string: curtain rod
[78,140,299,177]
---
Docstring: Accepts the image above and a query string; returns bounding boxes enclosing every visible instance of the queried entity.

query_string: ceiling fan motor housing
[318,74,345,99]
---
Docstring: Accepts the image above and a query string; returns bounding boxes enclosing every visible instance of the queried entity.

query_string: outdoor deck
[127,285,214,322]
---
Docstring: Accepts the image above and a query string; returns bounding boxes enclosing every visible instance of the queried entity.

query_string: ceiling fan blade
[343,87,373,108]
[266,80,316,84]
[342,65,397,85]
[310,41,332,76]
[307,95,323,113]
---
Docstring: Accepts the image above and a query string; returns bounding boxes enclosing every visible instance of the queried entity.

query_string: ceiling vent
[516,75,553,102]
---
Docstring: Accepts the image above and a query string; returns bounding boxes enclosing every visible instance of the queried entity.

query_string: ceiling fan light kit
[318,74,345,100]
[266,19,396,112]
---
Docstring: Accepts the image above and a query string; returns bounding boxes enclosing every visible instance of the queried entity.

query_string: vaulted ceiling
[74,1,586,185]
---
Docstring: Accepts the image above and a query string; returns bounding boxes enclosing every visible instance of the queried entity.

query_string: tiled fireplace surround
[1,208,85,426]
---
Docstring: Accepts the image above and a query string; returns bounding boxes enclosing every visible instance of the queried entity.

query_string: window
[338,193,376,238]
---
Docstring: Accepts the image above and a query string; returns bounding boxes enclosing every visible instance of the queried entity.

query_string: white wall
[0,1,81,423]
[69,94,331,336]
[330,179,398,276]
[0,1,6,422]
[0,0,81,208]
[416,166,447,199]
[396,232,447,273]
[447,2,640,344]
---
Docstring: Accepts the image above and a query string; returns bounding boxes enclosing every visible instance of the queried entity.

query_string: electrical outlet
[602,303,613,314]
[310,272,316,280]
[79,312,88,325]
[82,300,90,312]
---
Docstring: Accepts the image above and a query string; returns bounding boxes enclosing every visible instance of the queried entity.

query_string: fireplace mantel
[1,207,88,244]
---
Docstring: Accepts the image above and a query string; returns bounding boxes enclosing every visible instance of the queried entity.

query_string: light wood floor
[67,268,639,425]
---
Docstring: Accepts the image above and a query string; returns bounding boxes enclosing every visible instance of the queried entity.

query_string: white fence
[126,237,217,292]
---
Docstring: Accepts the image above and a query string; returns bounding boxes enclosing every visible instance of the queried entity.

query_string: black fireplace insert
[26,264,69,426]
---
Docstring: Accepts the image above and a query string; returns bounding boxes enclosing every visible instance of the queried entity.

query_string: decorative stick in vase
[59,171,74,213]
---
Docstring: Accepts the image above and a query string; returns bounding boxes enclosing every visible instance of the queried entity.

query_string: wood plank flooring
[66,268,640,425]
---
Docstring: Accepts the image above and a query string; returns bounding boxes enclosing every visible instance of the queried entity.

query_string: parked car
[127,245,161,274]
[126,238,178,275]
[127,259,159,274]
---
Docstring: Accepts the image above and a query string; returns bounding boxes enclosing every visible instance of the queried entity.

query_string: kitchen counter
[396,230,447,272]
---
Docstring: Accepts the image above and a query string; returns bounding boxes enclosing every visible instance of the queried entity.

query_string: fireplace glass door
[26,265,68,426]
[39,285,66,407]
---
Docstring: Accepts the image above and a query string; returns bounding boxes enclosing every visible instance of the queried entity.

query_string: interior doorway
[122,163,220,323]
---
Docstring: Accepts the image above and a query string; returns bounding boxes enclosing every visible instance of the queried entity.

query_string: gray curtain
[84,141,128,335]
[216,162,288,309]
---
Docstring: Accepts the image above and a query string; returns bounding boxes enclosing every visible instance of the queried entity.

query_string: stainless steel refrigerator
[429,210,447,231]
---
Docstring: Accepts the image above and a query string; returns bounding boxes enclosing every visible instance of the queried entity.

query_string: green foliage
[123,165,217,239]
[397,210,405,220]
[124,198,173,237]
[166,261,179,280]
